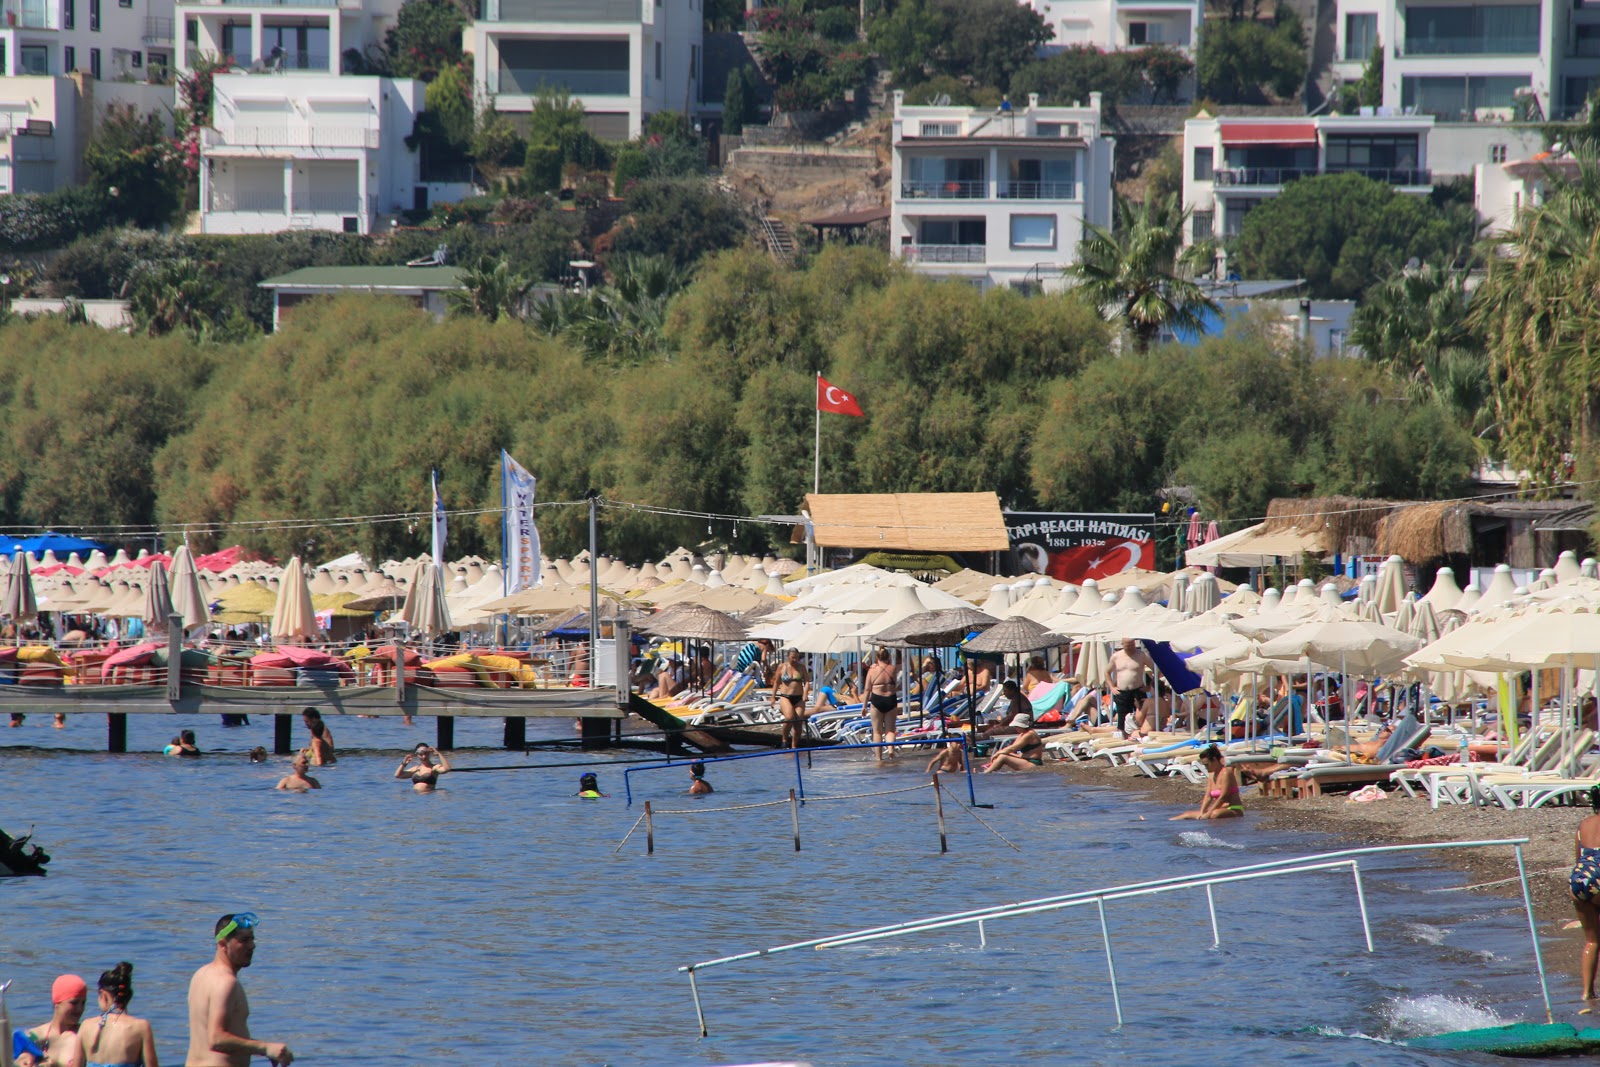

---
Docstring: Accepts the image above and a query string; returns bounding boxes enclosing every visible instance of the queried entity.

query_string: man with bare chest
[1106,637,1157,737]
[186,913,294,1067]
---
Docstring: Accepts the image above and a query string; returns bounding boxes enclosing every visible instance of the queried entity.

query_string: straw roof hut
[1374,501,1471,562]
[1262,496,1403,557]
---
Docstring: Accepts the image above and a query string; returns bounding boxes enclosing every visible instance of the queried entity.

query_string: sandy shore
[1039,757,1584,942]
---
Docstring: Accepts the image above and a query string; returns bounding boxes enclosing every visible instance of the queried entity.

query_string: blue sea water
[0,714,1567,1066]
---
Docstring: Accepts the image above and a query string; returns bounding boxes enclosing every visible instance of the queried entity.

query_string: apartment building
[1474,147,1576,232]
[174,0,401,76]
[0,74,75,192]
[1181,111,1547,243]
[889,91,1115,292]
[1330,0,1600,121]
[198,71,421,234]
[1027,0,1201,53]
[2,0,175,79]
[467,0,703,139]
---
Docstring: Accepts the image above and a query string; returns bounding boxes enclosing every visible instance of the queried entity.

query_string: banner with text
[501,450,542,594]
[1004,512,1156,584]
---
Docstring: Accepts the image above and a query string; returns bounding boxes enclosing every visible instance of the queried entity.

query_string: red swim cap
[51,974,87,1004]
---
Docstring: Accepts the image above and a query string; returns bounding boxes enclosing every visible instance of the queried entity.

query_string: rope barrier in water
[941,783,1022,852]
[1422,866,1568,893]
[613,812,648,853]
[805,785,929,802]
[650,798,794,815]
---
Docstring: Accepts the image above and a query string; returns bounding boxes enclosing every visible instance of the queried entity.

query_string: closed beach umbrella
[169,546,211,630]
[1375,556,1408,616]
[3,551,37,624]
[1557,551,1584,584]
[1072,637,1112,687]
[270,556,318,640]
[1390,595,1417,635]
[1419,567,1463,608]
[400,561,453,637]
[141,561,175,632]
[1475,565,1521,611]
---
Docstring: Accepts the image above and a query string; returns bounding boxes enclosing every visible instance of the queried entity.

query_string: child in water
[688,763,713,795]
[577,773,604,798]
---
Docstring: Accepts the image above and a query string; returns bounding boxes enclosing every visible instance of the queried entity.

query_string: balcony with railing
[291,190,360,213]
[2,0,59,30]
[491,67,629,95]
[899,179,987,199]
[143,15,174,40]
[481,0,644,22]
[900,244,987,264]
[209,188,287,212]
[1400,33,1539,55]
[1000,180,1078,200]
[1214,166,1317,186]
[1324,165,1432,185]
[1571,35,1600,57]
[203,125,380,149]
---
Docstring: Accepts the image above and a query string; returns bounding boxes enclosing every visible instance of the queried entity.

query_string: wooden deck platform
[0,683,624,719]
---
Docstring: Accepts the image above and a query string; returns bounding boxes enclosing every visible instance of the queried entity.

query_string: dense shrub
[0,187,113,254]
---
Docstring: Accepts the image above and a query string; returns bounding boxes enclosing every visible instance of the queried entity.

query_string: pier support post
[503,716,526,750]
[107,713,127,753]
[579,716,610,749]
[274,714,293,755]
[436,715,455,751]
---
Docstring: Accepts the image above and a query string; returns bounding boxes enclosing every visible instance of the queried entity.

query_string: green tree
[1232,173,1476,299]
[425,63,475,154]
[1196,11,1307,102]
[1011,46,1143,112]
[610,178,749,267]
[127,257,244,340]
[1349,265,1479,384]
[448,257,535,323]
[472,107,528,167]
[1067,193,1218,353]
[867,0,944,83]
[383,0,466,80]
[532,253,691,364]
[1133,44,1194,103]
[83,105,185,229]
[937,0,1053,91]
[723,67,751,135]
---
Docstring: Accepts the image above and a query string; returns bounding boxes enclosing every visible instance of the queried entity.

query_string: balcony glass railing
[902,244,987,263]
[143,15,174,39]
[485,0,641,21]
[1572,36,1600,56]
[1000,180,1077,199]
[204,125,379,148]
[1325,165,1432,184]
[1214,167,1317,185]
[291,192,360,213]
[494,68,628,94]
[1402,34,1539,54]
[210,189,287,212]
[899,179,987,199]
[2,0,58,29]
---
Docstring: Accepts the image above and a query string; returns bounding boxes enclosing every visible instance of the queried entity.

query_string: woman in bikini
[78,963,158,1067]
[983,729,1048,772]
[395,743,451,793]
[302,720,335,766]
[773,648,809,749]
[1570,785,1600,1009]
[1172,745,1243,819]
[863,647,899,759]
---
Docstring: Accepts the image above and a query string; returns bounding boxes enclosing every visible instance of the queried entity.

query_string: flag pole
[813,371,821,494]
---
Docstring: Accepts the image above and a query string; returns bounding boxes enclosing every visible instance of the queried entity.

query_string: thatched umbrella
[640,603,748,643]
[870,606,1000,736]
[961,616,1063,655]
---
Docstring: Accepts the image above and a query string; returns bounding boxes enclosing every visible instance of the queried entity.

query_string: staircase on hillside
[760,216,797,264]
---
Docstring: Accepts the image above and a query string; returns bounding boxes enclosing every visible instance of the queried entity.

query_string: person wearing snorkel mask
[185,913,294,1067]
[577,773,604,798]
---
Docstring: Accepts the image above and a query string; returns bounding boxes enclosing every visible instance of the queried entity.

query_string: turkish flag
[817,375,864,417]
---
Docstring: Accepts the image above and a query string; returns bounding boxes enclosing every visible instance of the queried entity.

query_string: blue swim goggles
[216,912,259,943]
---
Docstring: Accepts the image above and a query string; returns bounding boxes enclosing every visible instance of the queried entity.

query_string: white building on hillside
[174,0,401,75]
[1180,111,1543,247]
[2,0,177,79]
[467,0,702,139]
[199,72,421,234]
[1474,147,1576,232]
[890,91,1115,293]
[1329,0,1600,121]
[1027,0,1201,53]
[0,73,172,193]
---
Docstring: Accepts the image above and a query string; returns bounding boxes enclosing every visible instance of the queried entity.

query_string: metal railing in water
[677,838,1550,1036]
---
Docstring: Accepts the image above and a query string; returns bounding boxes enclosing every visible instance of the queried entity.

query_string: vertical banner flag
[502,450,542,593]
[816,375,865,416]
[431,469,447,569]
[1004,511,1156,583]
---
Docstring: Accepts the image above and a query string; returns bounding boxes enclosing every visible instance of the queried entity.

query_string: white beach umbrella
[1374,556,1408,616]
[1557,551,1584,583]
[141,561,175,632]
[1475,564,1521,611]
[1319,582,1343,608]
[1260,588,1281,611]
[1419,567,1463,608]
[269,557,318,640]
[1586,558,1600,580]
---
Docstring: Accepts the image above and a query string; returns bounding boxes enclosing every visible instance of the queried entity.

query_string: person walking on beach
[79,962,159,1067]
[1570,786,1600,1010]
[19,974,87,1067]
[1106,637,1156,738]
[863,648,898,759]
[274,755,320,792]
[773,648,810,750]
[185,913,293,1067]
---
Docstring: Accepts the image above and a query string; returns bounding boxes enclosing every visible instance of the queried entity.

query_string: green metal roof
[258,266,467,291]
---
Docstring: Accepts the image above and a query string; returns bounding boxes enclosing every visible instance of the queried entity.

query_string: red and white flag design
[816,375,864,417]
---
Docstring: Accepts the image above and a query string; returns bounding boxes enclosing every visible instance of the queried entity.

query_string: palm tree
[1470,150,1600,484]
[531,253,690,364]
[1349,264,1477,383]
[1066,192,1218,353]
[127,257,228,338]
[447,257,535,323]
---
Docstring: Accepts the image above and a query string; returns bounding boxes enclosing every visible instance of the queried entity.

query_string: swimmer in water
[577,773,604,798]
[274,755,321,793]
[925,740,966,774]
[1171,745,1243,820]
[394,744,450,792]
[20,974,86,1067]
[163,731,200,758]
[78,962,158,1067]
[1570,784,1600,1010]
[688,763,713,795]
